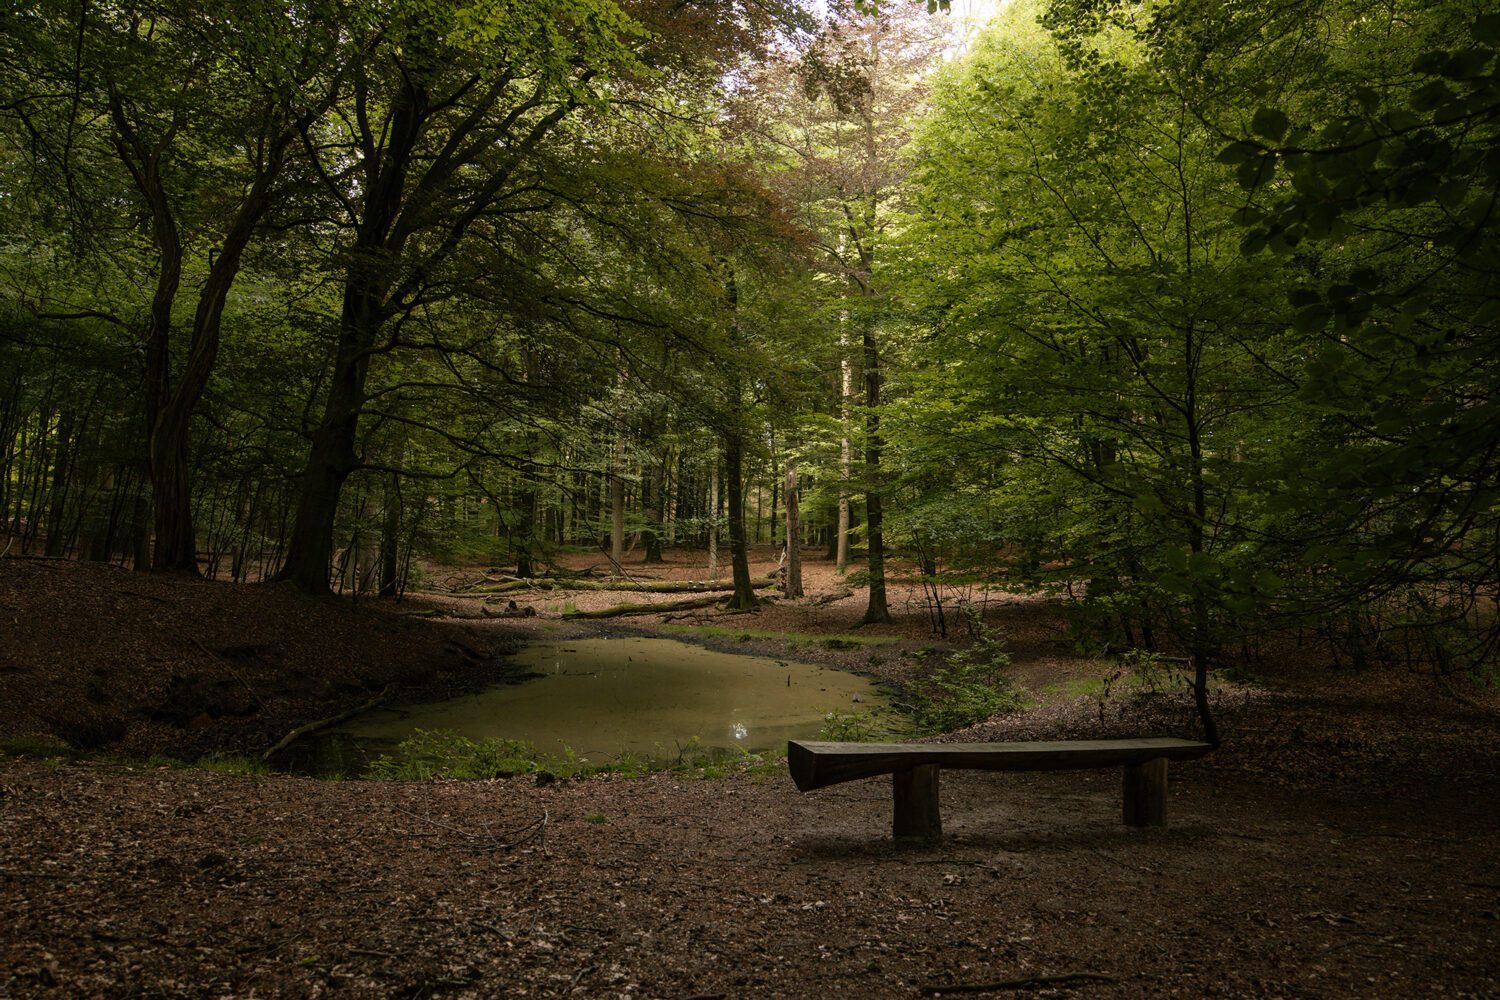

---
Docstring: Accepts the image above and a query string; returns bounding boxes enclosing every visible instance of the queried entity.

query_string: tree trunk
[837,330,853,574]
[1185,358,1219,747]
[610,424,626,571]
[148,407,197,572]
[42,409,74,557]
[784,457,803,598]
[707,458,719,581]
[861,324,891,624]
[379,468,402,597]
[724,432,758,611]
[279,290,382,593]
[643,449,664,563]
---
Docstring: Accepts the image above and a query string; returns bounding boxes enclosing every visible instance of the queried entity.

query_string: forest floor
[2,550,1499,997]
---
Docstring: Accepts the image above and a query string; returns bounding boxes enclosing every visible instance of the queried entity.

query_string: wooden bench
[787,738,1213,840]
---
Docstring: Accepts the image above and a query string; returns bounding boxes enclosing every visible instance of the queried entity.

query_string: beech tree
[1,0,343,572]
[741,2,947,622]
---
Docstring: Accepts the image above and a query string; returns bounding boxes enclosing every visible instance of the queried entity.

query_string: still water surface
[306,637,885,771]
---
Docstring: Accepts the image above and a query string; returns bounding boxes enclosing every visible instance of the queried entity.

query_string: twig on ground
[391,805,548,851]
[260,692,388,761]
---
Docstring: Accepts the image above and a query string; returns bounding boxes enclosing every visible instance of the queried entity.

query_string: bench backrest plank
[788,738,1212,792]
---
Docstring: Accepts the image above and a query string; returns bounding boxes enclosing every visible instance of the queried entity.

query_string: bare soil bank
[0,558,512,760]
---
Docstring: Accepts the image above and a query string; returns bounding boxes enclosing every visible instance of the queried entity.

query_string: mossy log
[561,595,726,619]
[476,573,776,595]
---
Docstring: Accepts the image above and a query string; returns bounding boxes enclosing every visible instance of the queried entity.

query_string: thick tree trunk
[149,407,197,572]
[861,325,891,624]
[279,293,381,593]
[724,432,758,611]
[147,128,293,574]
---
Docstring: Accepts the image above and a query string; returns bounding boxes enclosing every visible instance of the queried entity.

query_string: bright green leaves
[392,0,647,92]
[853,0,952,13]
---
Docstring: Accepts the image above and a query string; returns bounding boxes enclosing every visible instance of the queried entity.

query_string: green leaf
[1216,141,1259,165]
[1293,305,1331,334]
[1252,107,1289,142]
[1470,298,1500,326]
[1413,50,1449,75]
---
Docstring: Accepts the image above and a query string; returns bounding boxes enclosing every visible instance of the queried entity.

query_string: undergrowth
[817,709,896,742]
[905,605,1026,732]
[0,738,270,775]
[365,728,784,782]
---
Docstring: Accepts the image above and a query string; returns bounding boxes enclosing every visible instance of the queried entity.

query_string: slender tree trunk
[837,329,853,573]
[1184,348,1219,746]
[784,457,803,599]
[769,477,779,550]
[112,95,297,574]
[610,426,626,571]
[707,458,719,581]
[861,324,891,624]
[725,432,757,611]
[43,410,74,557]
[379,468,402,596]
[643,450,665,563]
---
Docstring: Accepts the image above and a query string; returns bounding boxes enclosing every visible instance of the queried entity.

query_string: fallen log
[561,595,724,619]
[475,573,776,595]
[812,587,854,607]
[481,603,537,619]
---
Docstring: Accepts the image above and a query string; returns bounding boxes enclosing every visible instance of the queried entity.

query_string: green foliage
[366,730,549,780]
[0,737,82,761]
[906,607,1025,731]
[817,709,887,741]
[1120,649,1189,697]
[193,755,271,776]
[365,728,784,782]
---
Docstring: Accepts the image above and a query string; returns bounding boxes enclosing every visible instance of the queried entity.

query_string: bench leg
[893,765,942,841]
[1122,757,1169,827]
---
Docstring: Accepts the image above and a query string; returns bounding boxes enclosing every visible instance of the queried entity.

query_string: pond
[288,636,890,776]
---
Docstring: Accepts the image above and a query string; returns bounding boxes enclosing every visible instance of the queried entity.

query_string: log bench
[787,738,1213,840]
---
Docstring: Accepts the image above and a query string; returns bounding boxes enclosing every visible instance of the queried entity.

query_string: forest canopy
[2,0,1495,713]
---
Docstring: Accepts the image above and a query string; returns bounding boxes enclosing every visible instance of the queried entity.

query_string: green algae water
[293,637,887,775]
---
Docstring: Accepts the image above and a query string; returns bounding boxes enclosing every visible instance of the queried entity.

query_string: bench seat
[788,737,1212,840]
